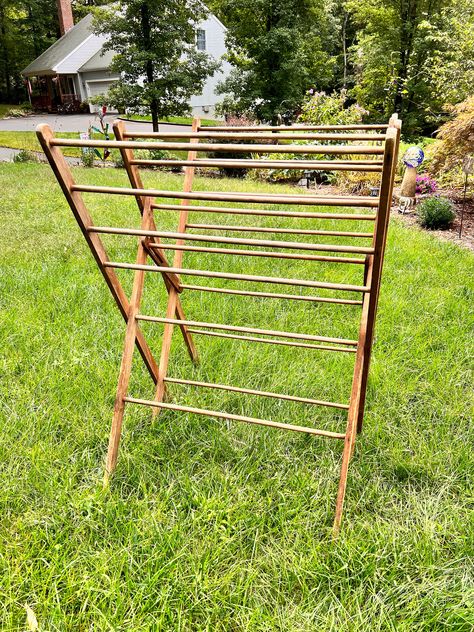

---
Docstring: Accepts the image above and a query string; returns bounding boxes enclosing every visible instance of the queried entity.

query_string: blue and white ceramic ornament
[403,146,424,168]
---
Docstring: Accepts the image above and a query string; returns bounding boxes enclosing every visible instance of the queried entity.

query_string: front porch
[26,74,82,113]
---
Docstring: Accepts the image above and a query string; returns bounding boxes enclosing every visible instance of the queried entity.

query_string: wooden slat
[164,376,350,409]
[124,397,346,439]
[103,262,370,293]
[130,158,384,172]
[73,184,380,208]
[136,315,358,346]
[180,284,363,305]
[122,131,386,141]
[185,223,374,238]
[200,124,390,131]
[89,226,375,254]
[50,138,386,155]
[147,242,366,265]
[184,329,357,353]
[153,203,377,221]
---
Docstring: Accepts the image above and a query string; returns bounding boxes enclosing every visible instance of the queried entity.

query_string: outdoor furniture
[37,116,400,534]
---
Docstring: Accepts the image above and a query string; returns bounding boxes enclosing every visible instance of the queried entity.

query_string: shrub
[7,108,28,118]
[334,170,381,195]
[80,148,95,168]
[431,96,474,174]
[13,148,38,163]
[416,174,437,195]
[417,197,455,230]
[209,115,257,178]
[298,90,368,126]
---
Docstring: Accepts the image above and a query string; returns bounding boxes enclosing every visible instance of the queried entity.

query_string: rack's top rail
[199,124,391,131]
[49,138,386,155]
[121,131,386,141]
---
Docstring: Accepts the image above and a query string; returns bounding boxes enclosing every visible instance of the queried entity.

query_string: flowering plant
[416,174,437,195]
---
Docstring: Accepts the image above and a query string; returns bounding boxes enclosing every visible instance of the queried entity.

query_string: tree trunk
[141,3,159,132]
[342,12,348,89]
[393,0,418,115]
[151,99,159,132]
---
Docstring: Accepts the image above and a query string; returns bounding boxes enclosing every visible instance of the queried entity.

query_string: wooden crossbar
[73,184,380,207]
[37,113,400,536]
[163,376,350,409]
[199,124,390,131]
[124,397,346,439]
[89,226,374,254]
[51,138,385,155]
[130,159,384,172]
[121,131,387,141]
[103,262,370,292]
[152,203,377,220]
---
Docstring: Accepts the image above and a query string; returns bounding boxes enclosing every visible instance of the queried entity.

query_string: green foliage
[431,96,474,174]
[80,147,95,168]
[92,0,220,131]
[417,196,456,230]
[12,147,38,162]
[346,0,474,135]
[215,0,336,122]
[0,0,59,102]
[298,90,368,125]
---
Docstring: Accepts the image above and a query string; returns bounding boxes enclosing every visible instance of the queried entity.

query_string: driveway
[0,113,190,133]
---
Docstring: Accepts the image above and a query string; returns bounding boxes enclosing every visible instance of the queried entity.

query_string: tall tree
[93,0,220,131]
[345,0,471,133]
[0,0,58,102]
[212,0,336,123]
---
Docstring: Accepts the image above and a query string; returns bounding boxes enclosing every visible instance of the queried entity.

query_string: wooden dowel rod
[185,224,374,238]
[122,131,386,141]
[72,184,380,208]
[89,226,375,254]
[136,315,358,346]
[186,328,358,353]
[180,284,363,305]
[153,203,377,221]
[201,124,389,131]
[51,138,385,155]
[124,396,346,438]
[130,159,384,172]
[103,262,370,293]
[164,377,350,409]
[146,242,366,264]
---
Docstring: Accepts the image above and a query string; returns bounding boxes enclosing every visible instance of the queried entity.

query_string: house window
[196,29,206,51]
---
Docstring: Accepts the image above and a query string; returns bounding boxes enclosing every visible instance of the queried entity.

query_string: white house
[21,11,231,117]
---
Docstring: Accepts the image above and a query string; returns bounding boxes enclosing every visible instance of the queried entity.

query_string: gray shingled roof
[22,14,94,76]
[79,46,115,72]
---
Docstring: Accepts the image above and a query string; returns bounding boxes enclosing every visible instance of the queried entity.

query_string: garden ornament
[399,146,424,214]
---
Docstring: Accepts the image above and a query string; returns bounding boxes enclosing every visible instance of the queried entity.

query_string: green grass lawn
[0,163,473,630]
[0,131,83,157]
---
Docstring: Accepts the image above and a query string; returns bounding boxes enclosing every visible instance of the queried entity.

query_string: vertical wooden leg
[333,410,357,536]
[104,202,153,484]
[113,118,198,364]
[333,257,373,535]
[152,117,200,417]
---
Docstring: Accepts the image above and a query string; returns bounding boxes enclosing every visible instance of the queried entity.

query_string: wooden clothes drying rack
[37,115,401,534]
